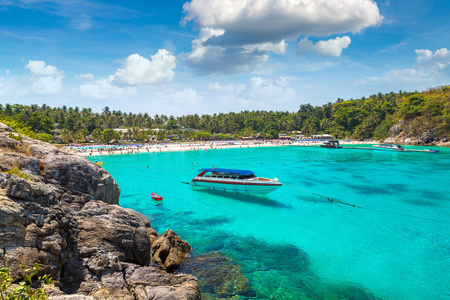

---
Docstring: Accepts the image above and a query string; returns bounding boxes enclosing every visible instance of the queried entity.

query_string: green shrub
[5,168,33,181]
[8,133,22,142]
[0,263,55,300]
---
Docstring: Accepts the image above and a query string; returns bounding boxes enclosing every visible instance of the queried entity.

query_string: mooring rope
[285,183,450,225]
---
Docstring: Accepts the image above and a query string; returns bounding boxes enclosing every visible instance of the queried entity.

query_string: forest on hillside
[1,86,449,143]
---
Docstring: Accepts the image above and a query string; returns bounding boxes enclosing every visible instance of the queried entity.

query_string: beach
[64,140,374,157]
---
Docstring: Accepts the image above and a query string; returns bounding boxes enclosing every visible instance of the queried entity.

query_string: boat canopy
[199,168,254,176]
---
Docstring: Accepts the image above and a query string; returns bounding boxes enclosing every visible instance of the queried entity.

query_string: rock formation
[384,120,450,146]
[0,123,200,299]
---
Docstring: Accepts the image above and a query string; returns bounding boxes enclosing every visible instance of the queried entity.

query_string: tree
[92,128,103,142]
[101,129,120,143]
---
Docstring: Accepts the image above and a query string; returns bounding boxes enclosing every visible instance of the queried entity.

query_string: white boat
[373,144,405,151]
[191,168,282,195]
[320,140,342,148]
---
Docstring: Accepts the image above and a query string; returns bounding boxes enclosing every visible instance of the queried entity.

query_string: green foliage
[37,133,53,143]
[5,168,33,181]
[193,131,214,140]
[0,263,55,300]
[101,129,121,143]
[0,86,448,142]
[8,133,22,142]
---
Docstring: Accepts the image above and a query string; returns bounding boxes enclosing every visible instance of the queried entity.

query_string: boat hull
[373,146,402,151]
[191,178,281,195]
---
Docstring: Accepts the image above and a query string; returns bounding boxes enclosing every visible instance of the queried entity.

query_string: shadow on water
[193,188,291,208]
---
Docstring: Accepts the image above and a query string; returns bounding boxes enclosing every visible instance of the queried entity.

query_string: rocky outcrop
[152,229,192,272]
[385,120,449,146]
[0,123,200,299]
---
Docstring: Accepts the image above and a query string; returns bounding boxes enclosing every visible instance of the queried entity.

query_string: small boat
[373,144,405,151]
[191,168,282,195]
[320,140,342,148]
[95,160,103,166]
[151,192,163,201]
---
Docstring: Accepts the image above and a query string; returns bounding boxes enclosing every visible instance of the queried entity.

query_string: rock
[418,129,439,145]
[178,251,254,298]
[0,123,13,132]
[0,123,200,300]
[389,124,402,136]
[152,229,192,272]
[124,264,201,300]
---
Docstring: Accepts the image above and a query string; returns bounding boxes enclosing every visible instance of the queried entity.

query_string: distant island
[1,86,449,145]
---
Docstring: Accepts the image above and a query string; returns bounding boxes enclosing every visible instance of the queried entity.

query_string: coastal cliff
[0,123,200,299]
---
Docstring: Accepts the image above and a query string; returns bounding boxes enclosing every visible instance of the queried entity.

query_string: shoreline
[64,140,376,157]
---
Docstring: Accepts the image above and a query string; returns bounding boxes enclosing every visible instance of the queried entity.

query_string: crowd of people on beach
[62,139,365,157]
[62,139,326,156]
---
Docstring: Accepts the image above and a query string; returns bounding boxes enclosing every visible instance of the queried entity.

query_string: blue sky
[0,0,449,116]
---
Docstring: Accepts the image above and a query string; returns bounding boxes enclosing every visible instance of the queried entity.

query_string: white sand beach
[65,140,375,157]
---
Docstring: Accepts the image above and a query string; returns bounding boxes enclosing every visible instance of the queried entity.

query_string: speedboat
[320,140,342,148]
[191,168,282,195]
[373,144,405,151]
[151,192,163,201]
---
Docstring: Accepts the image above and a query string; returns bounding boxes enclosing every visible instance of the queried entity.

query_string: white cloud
[207,82,245,94]
[25,60,64,95]
[114,50,177,85]
[79,76,136,99]
[26,60,64,77]
[358,68,433,90]
[5,69,9,76]
[239,76,297,100]
[183,0,381,74]
[76,73,95,80]
[415,48,450,75]
[358,48,450,91]
[183,0,382,39]
[298,36,351,57]
[243,40,287,55]
[156,88,202,105]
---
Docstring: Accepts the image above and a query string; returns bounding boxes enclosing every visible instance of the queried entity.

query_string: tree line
[1,86,449,143]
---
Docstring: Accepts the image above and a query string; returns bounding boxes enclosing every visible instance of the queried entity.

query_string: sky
[0,0,449,116]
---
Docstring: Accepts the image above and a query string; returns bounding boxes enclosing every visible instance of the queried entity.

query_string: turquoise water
[89,146,450,299]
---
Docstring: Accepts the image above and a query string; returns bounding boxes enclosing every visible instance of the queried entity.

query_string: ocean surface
[88,145,450,300]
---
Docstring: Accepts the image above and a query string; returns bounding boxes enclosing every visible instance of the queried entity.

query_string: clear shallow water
[88,146,450,300]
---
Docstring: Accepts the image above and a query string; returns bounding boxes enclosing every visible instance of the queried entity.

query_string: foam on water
[89,145,450,299]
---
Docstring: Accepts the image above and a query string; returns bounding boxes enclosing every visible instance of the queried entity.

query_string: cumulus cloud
[156,88,202,105]
[182,0,382,74]
[360,48,450,90]
[26,60,64,77]
[79,76,136,100]
[298,36,351,57]
[415,48,450,75]
[185,27,269,75]
[114,50,177,85]
[183,0,382,43]
[25,60,64,95]
[77,49,175,99]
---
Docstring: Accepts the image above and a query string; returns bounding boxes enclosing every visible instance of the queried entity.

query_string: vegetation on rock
[0,263,54,300]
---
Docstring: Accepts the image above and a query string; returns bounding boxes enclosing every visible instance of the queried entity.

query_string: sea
[88,145,450,300]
